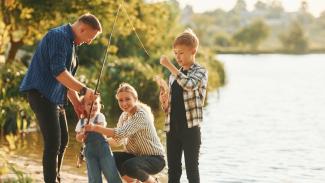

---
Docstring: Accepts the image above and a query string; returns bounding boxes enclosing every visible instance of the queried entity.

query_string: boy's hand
[159,90,168,103]
[154,76,169,93]
[160,55,180,76]
[160,55,172,68]
[159,90,169,112]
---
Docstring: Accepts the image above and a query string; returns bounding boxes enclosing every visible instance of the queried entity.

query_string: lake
[2,54,325,183]
[198,54,325,183]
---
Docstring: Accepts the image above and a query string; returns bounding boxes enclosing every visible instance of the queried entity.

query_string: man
[20,13,102,183]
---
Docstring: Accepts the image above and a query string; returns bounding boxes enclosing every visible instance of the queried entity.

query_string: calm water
[2,54,325,183]
[197,54,325,183]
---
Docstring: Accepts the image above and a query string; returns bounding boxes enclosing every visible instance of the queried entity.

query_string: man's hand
[72,101,84,119]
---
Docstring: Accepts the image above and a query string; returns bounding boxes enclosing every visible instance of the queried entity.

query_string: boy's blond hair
[173,28,199,50]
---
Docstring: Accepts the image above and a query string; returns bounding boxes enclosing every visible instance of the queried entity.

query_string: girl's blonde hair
[79,95,101,118]
[116,83,154,122]
[173,28,199,50]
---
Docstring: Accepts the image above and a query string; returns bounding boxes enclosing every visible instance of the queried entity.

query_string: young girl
[75,96,122,183]
[84,83,165,183]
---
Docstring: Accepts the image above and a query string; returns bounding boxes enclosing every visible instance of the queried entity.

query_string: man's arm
[56,70,85,93]
[67,89,84,118]
[56,70,97,103]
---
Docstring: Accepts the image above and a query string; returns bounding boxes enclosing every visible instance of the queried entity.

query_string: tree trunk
[6,40,22,64]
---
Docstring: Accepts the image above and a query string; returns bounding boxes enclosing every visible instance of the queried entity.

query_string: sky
[177,0,325,17]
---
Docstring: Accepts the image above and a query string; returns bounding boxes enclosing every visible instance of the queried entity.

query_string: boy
[159,29,208,183]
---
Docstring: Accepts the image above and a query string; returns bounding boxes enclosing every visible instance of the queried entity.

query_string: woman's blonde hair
[116,83,154,122]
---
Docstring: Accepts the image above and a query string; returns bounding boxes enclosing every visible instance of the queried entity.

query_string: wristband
[79,86,87,95]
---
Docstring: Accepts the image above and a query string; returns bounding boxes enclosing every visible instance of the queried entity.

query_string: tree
[297,0,314,25]
[279,21,309,53]
[266,0,284,19]
[231,0,247,13]
[0,0,68,63]
[254,1,267,11]
[233,19,269,50]
[0,0,176,64]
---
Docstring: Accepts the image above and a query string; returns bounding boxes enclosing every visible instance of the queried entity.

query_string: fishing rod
[85,4,122,125]
[77,4,122,168]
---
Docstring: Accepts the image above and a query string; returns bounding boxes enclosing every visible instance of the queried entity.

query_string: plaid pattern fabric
[165,63,208,132]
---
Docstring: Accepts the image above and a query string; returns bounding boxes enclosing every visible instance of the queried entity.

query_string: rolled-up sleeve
[114,111,146,139]
[47,32,69,77]
[176,67,208,91]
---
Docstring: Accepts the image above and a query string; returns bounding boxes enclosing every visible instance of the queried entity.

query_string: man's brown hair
[78,13,102,32]
[173,28,199,50]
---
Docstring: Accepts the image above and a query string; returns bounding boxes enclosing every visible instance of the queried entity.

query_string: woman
[85,83,165,183]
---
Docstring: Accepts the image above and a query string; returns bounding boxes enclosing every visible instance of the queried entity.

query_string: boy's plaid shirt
[164,63,208,132]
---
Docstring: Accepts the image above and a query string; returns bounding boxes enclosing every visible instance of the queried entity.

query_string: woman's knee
[122,160,148,181]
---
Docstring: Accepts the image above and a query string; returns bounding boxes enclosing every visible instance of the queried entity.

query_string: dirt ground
[1,154,168,183]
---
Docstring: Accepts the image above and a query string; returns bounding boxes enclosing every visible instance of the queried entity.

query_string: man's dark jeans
[28,89,69,183]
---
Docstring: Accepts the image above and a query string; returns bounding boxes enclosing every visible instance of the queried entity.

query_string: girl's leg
[100,145,122,183]
[86,156,102,183]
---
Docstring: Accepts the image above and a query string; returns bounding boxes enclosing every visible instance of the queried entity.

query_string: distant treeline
[181,0,325,53]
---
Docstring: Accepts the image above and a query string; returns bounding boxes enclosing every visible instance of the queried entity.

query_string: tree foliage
[233,19,269,49]
[279,21,309,53]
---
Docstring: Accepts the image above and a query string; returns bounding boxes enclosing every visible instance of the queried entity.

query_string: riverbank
[1,153,168,183]
[215,48,325,54]
[0,154,88,182]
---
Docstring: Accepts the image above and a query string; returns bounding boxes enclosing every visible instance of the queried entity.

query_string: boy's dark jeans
[28,89,69,183]
[167,126,201,183]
